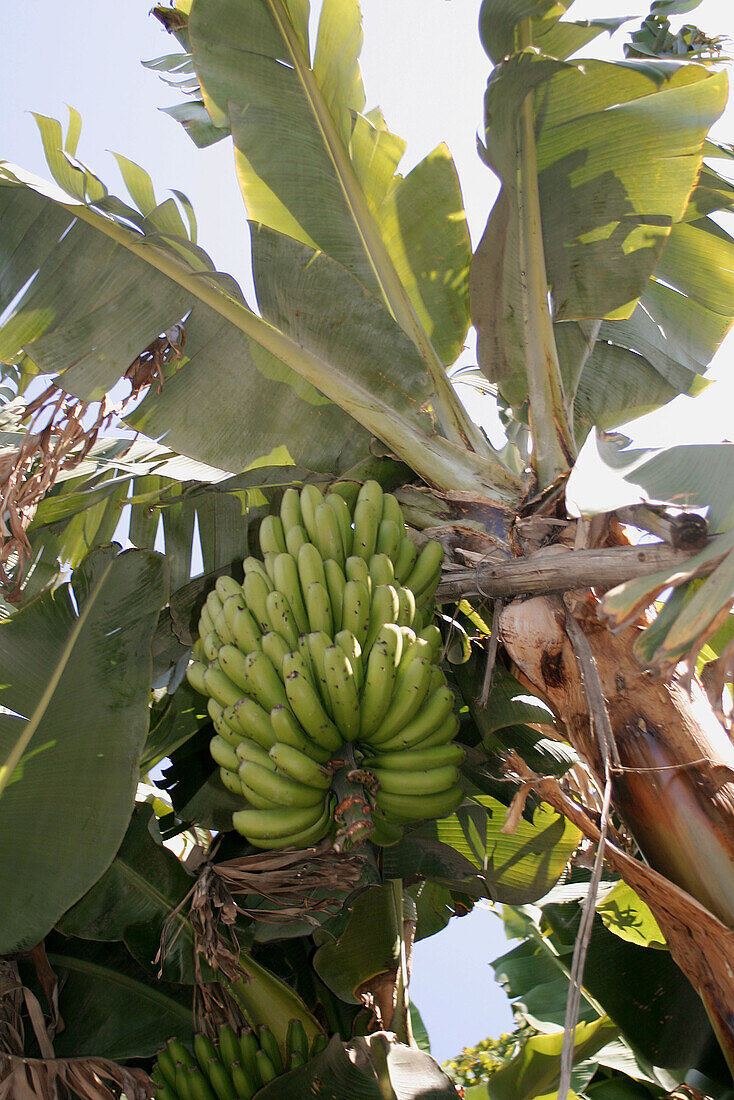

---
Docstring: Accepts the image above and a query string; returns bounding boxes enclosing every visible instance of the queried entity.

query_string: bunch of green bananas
[152,1020,327,1100]
[186,481,464,848]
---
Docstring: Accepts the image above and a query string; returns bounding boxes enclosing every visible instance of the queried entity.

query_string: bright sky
[4,0,734,1065]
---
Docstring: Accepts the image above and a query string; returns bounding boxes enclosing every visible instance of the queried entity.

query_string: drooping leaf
[313,885,402,1004]
[0,546,167,954]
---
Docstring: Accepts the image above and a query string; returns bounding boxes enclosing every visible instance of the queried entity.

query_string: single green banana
[233,796,325,837]
[206,590,224,624]
[418,711,461,748]
[371,764,460,796]
[188,1066,218,1100]
[280,486,303,533]
[269,742,332,789]
[259,514,287,557]
[217,1025,241,1068]
[396,586,416,627]
[297,540,326,591]
[380,492,404,530]
[393,537,418,584]
[306,631,335,714]
[398,635,434,671]
[325,492,353,558]
[221,593,244,632]
[285,522,308,559]
[219,767,243,796]
[328,480,359,509]
[374,686,455,752]
[286,1018,309,1061]
[310,1033,329,1058]
[229,1061,256,1100]
[376,519,401,563]
[225,697,275,749]
[351,498,379,561]
[235,738,277,771]
[205,1057,236,1100]
[239,775,282,810]
[369,809,404,847]
[175,1065,194,1100]
[166,1039,195,1069]
[240,650,289,712]
[215,575,242,603]
[255,1049,278,1086]
[404,540,444,598]
[299,483,323,545]
[364,584,400,654]
[284,667,343,752]
[156,1046,178,1089]
[257,1026,283,1074]
[218,644,254,692]
[358,624,402,740]
[242,556,273,586]
[242,571,274,635]
[305,580,333,636]
[265,590,300,650]
[198,605,216,639]
[238,761,326,810]
[323,645,360,741]
[418,623,443,658]
[213,606,235,646]
[428,663,446,694]
[270,704,332,763]
[314,502,344,567]
[369,553,395,589]
[186,660,208,696]
[357,478,384,517]
[231,604,262,654]
[368,741,464,774]
[210,735,239,772]
[213,710,244,749]
[323,558,346,630]
[289,1049,307,1069]
[345,555,371,587]
[341,579,370,648]
[203,631,221,663]
[203,666,243,709]
[375,785,464,823]
[263,551,279,583]
[242,802,331,849]
[261,631,290,674]
[334,629,363,693]
[192,638,207,663]
[154,1082,178,1100]
[273,553,310,634]
[367,657,433,745]
[239,1032,259,1080]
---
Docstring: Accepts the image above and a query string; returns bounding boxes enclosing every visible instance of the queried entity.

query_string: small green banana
[215,575,242,603]
[259,514,287,557]
[367,657,433,745]
[393,537,418,584]
[209,735,240,772]
[225,696,276,749]
[270,704,332,763]
[364,584,400,654]
[404,540,444,598]
[257,1026,283,1074]
[269,741,332,789]
[280,486,303,533]
[351,498,379,561]
[323,558,346,631]
[238,761,326,810]
[232,797,326,837]
[265,590,300,649]
[341,579,370,648]
[285,522,308,559]
[323,645,360,741]
[273,553,309,634]
[305,580,333,636]
[299,483,324,545]
[371,764,460,796]
[242,571,273,634]
[202,666,243,709]
[325,492,353,558]
[375,785,464,823]
[314,502,344,567]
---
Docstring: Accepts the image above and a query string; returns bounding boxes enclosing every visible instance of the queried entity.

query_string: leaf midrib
[45,952,192,1019]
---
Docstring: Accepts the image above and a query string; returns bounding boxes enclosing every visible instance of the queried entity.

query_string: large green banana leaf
[0,149,519,501]
[0,546,167,954]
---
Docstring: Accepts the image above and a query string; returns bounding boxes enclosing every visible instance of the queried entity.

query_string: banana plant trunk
[499,593,734,1069]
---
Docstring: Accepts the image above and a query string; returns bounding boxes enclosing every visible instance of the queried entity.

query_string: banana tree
[2,0,734,1095]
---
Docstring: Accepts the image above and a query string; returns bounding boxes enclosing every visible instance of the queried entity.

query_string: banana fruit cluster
[186,481,464,848]
[152,1020,326,1100]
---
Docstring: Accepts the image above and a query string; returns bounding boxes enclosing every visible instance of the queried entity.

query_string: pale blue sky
[4,0,734,1063]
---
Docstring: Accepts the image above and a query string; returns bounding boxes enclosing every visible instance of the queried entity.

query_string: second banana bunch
[186,481,465,849]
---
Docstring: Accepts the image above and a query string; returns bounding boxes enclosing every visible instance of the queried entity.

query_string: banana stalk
[226,950,322,1055]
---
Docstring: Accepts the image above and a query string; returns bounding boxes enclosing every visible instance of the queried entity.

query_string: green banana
[289,1049,307,1069]
[341,579,370,648]
[166,1039,195,1070]
[284,667,343,751]
[230,1061,256,1100]
[242,802,331,849]
[393,537,418,584]
[238,762,326,810]
[285,522,308,559]
[265,590,300,649]
[325,492,353,558]
[372,763,460,796]
[255,1049,278,1086]
[189,1069,218,1100]
[273,553,310,634]
[286,1018,309,1061]
[243,556,272,584]
[239,650,288,712]
[186,660,208,696]
[418,711,461,748]
[270,704,331,763]
[323,645,360,741]
[314,502,344,567]
[323,558,346,630]
[357,478,384,517]
[219,767,243,795]
[202,631,221,662]
[306,631,334,714]
[225,697,276,749]
[242,571,273,634]
[203,666,243,709]
[369,809,404,847]
[210,735,239,772]
[213,606,235,646]
[261,630,290,674]
[239,1031,259,1079]
[236,738,277,771]
[175,1065,193,1100]
[345,555,370,587]
[369,552,395,588]
[428,663,446,694]
[218,644,254,692]
[328,480,359,509]
[396,585,416,627]
[334,629,363,693]
[221,593,245,635]
[364,584,400,654]
[257,1026,283,1074]
[259,514,287,556]
[240,776,281,810]
[358,624,402,740]
[280,486,303,533]
[404,540,444,597]
[205,1058,236,1100]
[351,498,379,561]
[233,797,326,837]
[154,1083,177,1100]
[374,686,455,751]
[418,623,443,658]
[367,657,433,745]
[213,709,243,748]
[376,785,464,823]
[376,519,401,562]
[206,590,224,623]
[310,1033,329,1058]
[215,575,242,603]
[299,483,323,545]
[297,540,326,591]
[364,743,464,773]
[269,742,332,789]
[231,604,262,654]
[305,580,333,636]
[217,1025,241,1068]
[199,605,216,639]
[380,492,404,530]
[156,1046,178,1089]
[263,551,278,583]
[192,638,207,663]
